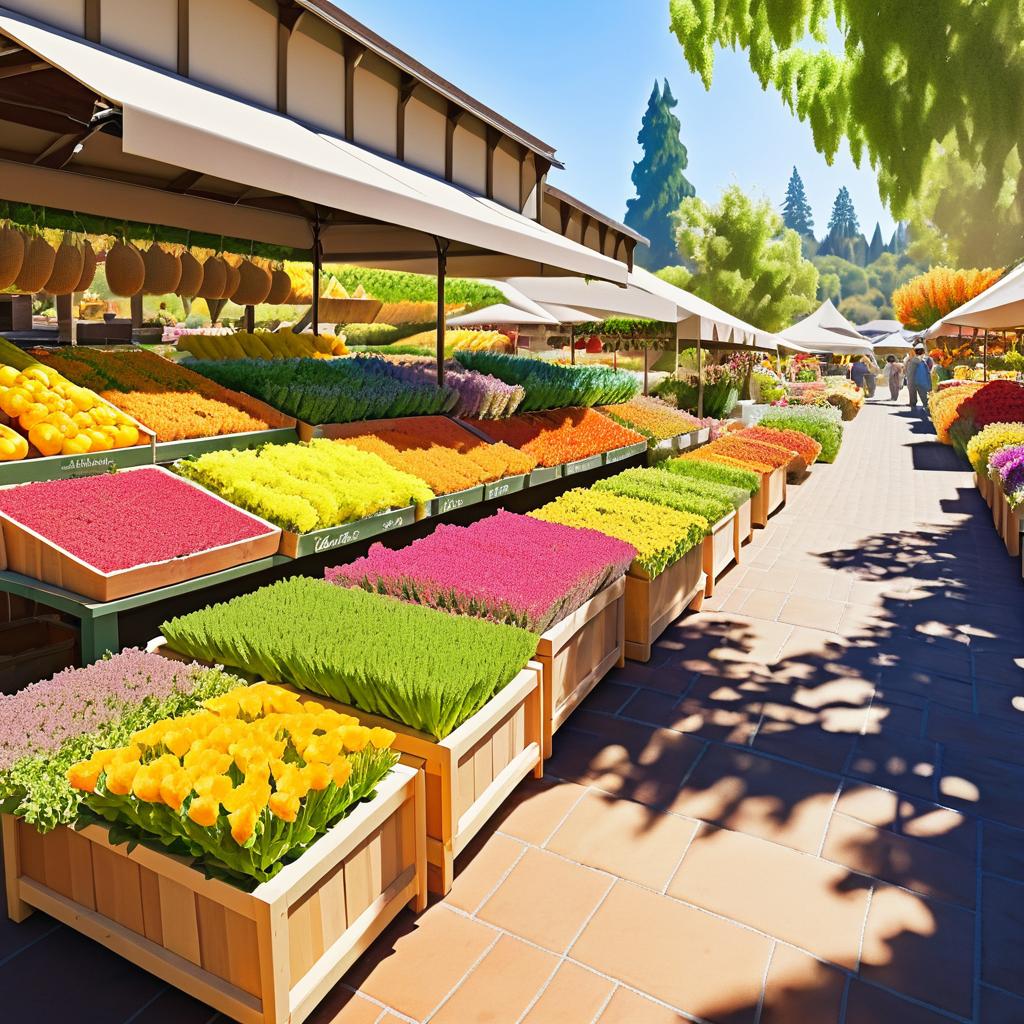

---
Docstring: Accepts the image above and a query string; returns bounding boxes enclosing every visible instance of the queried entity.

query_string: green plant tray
[528,465,562,486]
[603,441,648,465]
[280,504,419,558]
[429,484,485,517]
[483,474,527,501]
[154,427,299,464]
[0,444,154,486]
[562,454,604,476]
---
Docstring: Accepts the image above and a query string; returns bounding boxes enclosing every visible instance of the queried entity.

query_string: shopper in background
[884,355,903,401]
[850,354,873,395]
[904,344,934,412]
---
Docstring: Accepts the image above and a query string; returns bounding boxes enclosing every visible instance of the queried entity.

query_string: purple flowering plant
[990,443,1024,509]
[326,509,635,632]
[0,649,243,831]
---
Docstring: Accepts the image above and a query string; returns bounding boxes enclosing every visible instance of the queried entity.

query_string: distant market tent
[780,300,873,355]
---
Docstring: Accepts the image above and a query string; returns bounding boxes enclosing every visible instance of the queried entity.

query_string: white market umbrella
[924,263,1024,337]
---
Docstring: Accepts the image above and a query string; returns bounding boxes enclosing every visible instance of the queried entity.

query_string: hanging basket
[142,244,182,295]
[13,235,56,294]
[175,251,203,297]
[266,267,292,305]
[105,240,145,296]
[0,225,25,290]
[73,241,97,292]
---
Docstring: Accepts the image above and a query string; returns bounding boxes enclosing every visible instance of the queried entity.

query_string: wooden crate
[300,666,543,895]
[149,642,542,897]
[701,511,738,598]
[624,546,705,663]
[996,487,1022,558]
[3,765,426,1024]
[975,471,993,507]
[535,577,625,758]
[735,498,753,549]
[0,467,281,601]
[751,467,786,527]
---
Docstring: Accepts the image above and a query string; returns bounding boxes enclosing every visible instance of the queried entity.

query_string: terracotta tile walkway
[3,400,1024,1023]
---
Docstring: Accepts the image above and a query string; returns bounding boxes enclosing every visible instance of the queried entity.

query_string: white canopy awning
[924,264,1023,337]
[501,268,779,347]
[445,303,557,327]
[535,303,595,324]
[780,319,873,355]
[803,299,868,340]
[0,9,628,282]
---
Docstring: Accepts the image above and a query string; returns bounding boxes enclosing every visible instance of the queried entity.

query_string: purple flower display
[0,649,206,770]
[383,356,525,418]
[990,443,1024,508]
[326,509,635,632]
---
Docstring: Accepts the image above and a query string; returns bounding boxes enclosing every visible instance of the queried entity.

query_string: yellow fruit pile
[179,328,347,361]
[0,362,141,459]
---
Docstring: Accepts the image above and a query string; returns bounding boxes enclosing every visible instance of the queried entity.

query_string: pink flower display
[326,509,636,632]
[0,468,271,573]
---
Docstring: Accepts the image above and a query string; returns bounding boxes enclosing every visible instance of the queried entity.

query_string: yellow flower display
[68,682,398,885]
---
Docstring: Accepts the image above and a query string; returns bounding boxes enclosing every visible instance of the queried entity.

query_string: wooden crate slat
[66,829,97,911]
[286,887,325,989]
[138,866,163,944]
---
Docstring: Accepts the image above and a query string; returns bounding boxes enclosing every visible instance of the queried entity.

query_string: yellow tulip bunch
[69,682,398,884]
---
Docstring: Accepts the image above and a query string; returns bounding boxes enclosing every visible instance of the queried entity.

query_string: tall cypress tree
[781,167,814,237]
[866,222,885,263]
[625,79,696,270]
[826,186,860,237]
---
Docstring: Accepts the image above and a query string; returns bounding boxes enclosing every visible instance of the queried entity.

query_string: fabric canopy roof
[501,269,780,348]
[445,303,557,327]
[780,319,873,355]
[0,9,628,282]
[805,299,867,340]
[534,302,595,324]
[924,264,1024,336]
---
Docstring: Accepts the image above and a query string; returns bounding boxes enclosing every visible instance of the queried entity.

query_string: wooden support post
[311,212,322,337]
[55,293,73,344]
[696,336,704,418]
[434,237,449,387]
[130,293,143,330]
[244,305,255,333]
[569,324,575,365]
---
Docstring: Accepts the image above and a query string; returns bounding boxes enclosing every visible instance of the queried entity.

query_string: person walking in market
[849,354,873,397]
[884,354,903,401]
[904,343,934,413]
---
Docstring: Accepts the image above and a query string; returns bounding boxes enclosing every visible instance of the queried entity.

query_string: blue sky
[341,0,895,243]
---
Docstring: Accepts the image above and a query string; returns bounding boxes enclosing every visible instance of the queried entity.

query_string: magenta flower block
[326,509,635,632]
[0,468,272,573]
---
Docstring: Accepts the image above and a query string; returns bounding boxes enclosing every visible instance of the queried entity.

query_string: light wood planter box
[975,471,993,507]
[2,765,426,1024]
[535,577,625,758]
[702,511,738,598]
[303,666,544,896]
[0,467,281,601]
[624,546,706,663]
[751,466,787,527]
[735,498,753,548]
[992,484,1022,558]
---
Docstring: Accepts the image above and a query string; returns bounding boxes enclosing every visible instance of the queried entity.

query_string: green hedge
[324,266,504,307]
[161,578,539,740]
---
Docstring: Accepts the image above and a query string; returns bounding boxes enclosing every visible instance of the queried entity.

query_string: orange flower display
[676,449,774,474]
[34,348,286,441]
[337,420,536,494]
[465,408,645,467]
[698,434,795,470]
[741,426,822,466]
[929,382,984,445]
[596,395,701,441]
[893,267,1004,331]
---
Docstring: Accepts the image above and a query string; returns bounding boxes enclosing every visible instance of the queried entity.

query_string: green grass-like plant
[161,579,539,740]
[664,456,761,495]
[755,406,843,463]
[454,352,639,410]
[594,469,734,525]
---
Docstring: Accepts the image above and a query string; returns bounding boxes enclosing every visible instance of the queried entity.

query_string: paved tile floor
[3,399,1024,1023]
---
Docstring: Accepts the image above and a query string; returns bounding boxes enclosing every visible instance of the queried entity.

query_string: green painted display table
[0,556,290,664]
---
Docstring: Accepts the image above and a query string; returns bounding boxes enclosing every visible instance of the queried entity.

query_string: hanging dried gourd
[0,223,25,290]
[232,258,272,305]
[105,239,146,296]
[13,232,56,293]
[142,243,182,295]
[176,250,203,297]
[196,255,227,299]
[74,239,98,292]
[43,234,85,295]
[266,264,293,305]
[221,254,241,300]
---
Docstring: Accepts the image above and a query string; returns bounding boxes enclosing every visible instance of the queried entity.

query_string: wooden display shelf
[562,454,604,477]
[3,764,426,1024]
[0,467,281,602]
[535,577,625,758]
[701,511,738,598]
[0,435,154,486]
[751,466,786,527]
[483,474,527,501]
[735,497,753,548]
[295,414,479,445]
[279,505,420,558]
[148,640,543,897]
[624,546,705,663]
